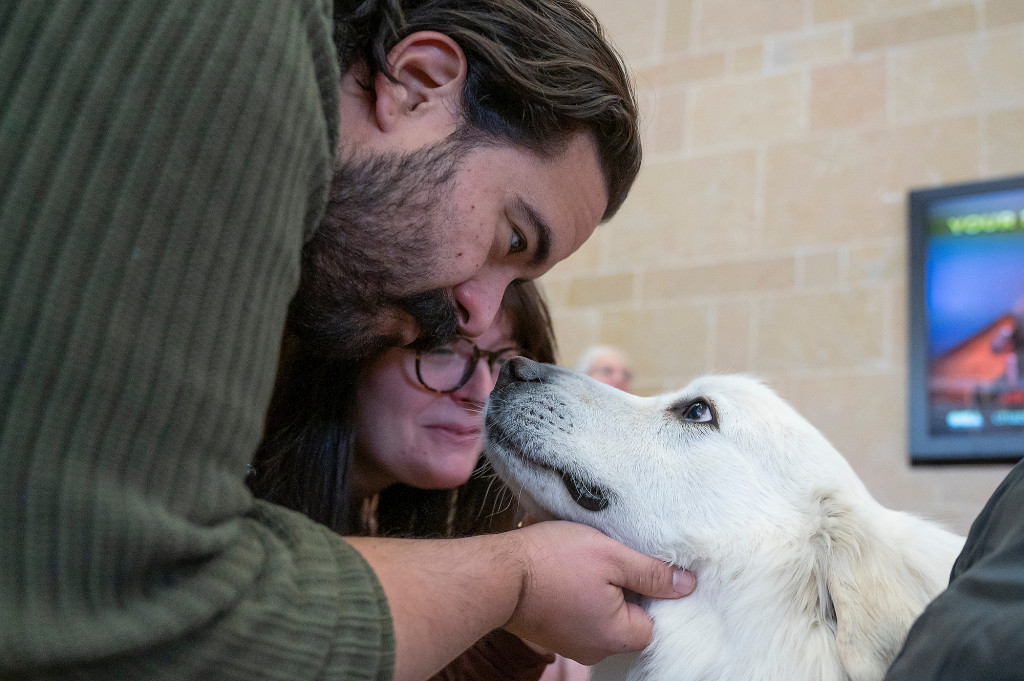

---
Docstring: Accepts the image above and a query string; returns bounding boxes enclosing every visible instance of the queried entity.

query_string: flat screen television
[908,174,1024,464]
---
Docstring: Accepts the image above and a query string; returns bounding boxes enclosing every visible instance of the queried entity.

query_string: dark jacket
[885,460,1024,680]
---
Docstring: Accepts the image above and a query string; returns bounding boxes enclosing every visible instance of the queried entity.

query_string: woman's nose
[453,357,500,401]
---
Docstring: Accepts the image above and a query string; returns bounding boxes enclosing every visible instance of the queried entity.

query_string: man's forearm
[345,533,526,681]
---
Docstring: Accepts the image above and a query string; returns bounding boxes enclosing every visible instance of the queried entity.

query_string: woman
[248,279,559,679]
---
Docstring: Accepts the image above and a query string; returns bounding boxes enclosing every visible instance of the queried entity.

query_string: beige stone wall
[541,0,1024,534]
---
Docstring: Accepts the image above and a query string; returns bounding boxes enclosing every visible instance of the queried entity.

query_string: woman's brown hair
[248,279,557,537]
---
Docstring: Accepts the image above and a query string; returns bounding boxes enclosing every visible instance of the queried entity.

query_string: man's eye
[509,226,527,255]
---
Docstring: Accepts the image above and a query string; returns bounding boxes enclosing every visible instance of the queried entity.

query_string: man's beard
[288,137,472,362]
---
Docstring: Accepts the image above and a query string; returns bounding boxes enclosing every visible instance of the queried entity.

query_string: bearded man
[0,2,695,680]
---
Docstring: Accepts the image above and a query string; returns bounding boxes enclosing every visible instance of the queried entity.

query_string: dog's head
[485,359,963,681]
[485,359,859,563]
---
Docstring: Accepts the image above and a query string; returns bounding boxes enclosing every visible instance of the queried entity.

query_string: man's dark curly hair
[335,0,641,220]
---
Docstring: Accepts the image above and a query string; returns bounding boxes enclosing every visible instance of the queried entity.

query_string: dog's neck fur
[594,488,963,681]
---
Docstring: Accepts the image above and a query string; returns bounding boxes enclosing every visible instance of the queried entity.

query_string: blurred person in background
[575,345,635,393]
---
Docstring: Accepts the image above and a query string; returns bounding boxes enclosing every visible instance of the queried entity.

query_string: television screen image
[908,175,1024,464]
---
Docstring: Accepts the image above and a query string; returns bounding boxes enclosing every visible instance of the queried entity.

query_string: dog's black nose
[495,356,547,390]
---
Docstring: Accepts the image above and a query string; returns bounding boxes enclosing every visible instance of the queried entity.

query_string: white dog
[484,359,964,681]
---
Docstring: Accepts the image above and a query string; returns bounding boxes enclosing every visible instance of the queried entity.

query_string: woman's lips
[430,423,480,435]
[425,423,483,443]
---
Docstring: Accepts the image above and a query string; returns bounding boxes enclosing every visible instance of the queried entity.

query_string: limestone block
[814,0,932,23]
[799,249,846,289]
[642,257,796,299]
[637,52,727,89]
[689,72,803,151]
[810,57,885,130]
[693,0,804,50]
[549,307,600,366]
[645,86,688,156]
[582,0,660,65]
[755,288,887,371]
[566,272,635,307]
[984,109,1024,176]
[848,240,904,287]
[889,29,1024,123]
[763,118,978,248]
[607,152,760,265]
[730,43,765,74]
[663,0,694,55]
[985,0,1024,28]
[711,299,754,372]
[602,303,710,377]
[854,4,977,53]
[766,25,848,70]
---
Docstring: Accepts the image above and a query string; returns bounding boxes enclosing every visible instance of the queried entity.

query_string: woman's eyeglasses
[415,336,521,394]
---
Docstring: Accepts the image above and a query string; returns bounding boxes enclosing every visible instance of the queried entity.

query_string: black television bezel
[908,174,1024,465]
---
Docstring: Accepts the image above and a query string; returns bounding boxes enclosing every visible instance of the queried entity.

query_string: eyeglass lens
[417,337,520,393]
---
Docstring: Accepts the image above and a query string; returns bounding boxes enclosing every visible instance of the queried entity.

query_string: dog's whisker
[480,474,504,519]
[496,486,515,516]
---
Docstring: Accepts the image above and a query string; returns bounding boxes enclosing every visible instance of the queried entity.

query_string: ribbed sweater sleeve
[0,2,394,678]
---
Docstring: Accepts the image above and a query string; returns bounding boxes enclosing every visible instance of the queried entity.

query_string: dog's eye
[681,400,713,423]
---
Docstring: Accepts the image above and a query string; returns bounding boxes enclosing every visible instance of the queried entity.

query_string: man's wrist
[492,526,544,641]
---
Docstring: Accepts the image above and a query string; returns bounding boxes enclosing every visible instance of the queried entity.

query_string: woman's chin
[415,458,480,490]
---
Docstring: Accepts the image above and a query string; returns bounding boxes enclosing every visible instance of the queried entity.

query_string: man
[0,2,693,680]
[576,345,636,393]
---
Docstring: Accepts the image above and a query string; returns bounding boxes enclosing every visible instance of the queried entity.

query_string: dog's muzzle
[491,358,611,513]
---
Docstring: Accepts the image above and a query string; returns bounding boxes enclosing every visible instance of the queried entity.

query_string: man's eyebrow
[513,196,552,267]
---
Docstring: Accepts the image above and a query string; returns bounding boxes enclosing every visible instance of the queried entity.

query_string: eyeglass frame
[414,337,522,394]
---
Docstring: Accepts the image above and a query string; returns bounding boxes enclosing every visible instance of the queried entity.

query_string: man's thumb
[627,558,696,599]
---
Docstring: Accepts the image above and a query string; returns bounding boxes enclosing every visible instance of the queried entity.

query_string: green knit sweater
[0,2,394,678]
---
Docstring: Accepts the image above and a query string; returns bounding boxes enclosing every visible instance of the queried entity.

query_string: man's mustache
[402,289,459,351]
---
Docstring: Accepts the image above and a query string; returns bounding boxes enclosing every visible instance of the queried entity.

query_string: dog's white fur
[485,364,964,681]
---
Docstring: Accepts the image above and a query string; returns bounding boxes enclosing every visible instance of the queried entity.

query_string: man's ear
[373,31,467,134]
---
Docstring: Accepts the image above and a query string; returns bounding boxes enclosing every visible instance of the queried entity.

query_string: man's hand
[504,520,696,664]
[346,522,695,681]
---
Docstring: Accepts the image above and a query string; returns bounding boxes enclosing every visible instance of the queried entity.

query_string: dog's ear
[811,492,942,681]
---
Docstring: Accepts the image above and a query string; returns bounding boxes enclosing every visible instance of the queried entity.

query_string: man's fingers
[672,568,697,595]
[572,600,655,665]
[506,522,696,664]
[620,554,696,599]
[619,601,656,653]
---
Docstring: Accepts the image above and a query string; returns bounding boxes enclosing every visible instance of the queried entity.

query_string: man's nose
[451,277,510,338]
